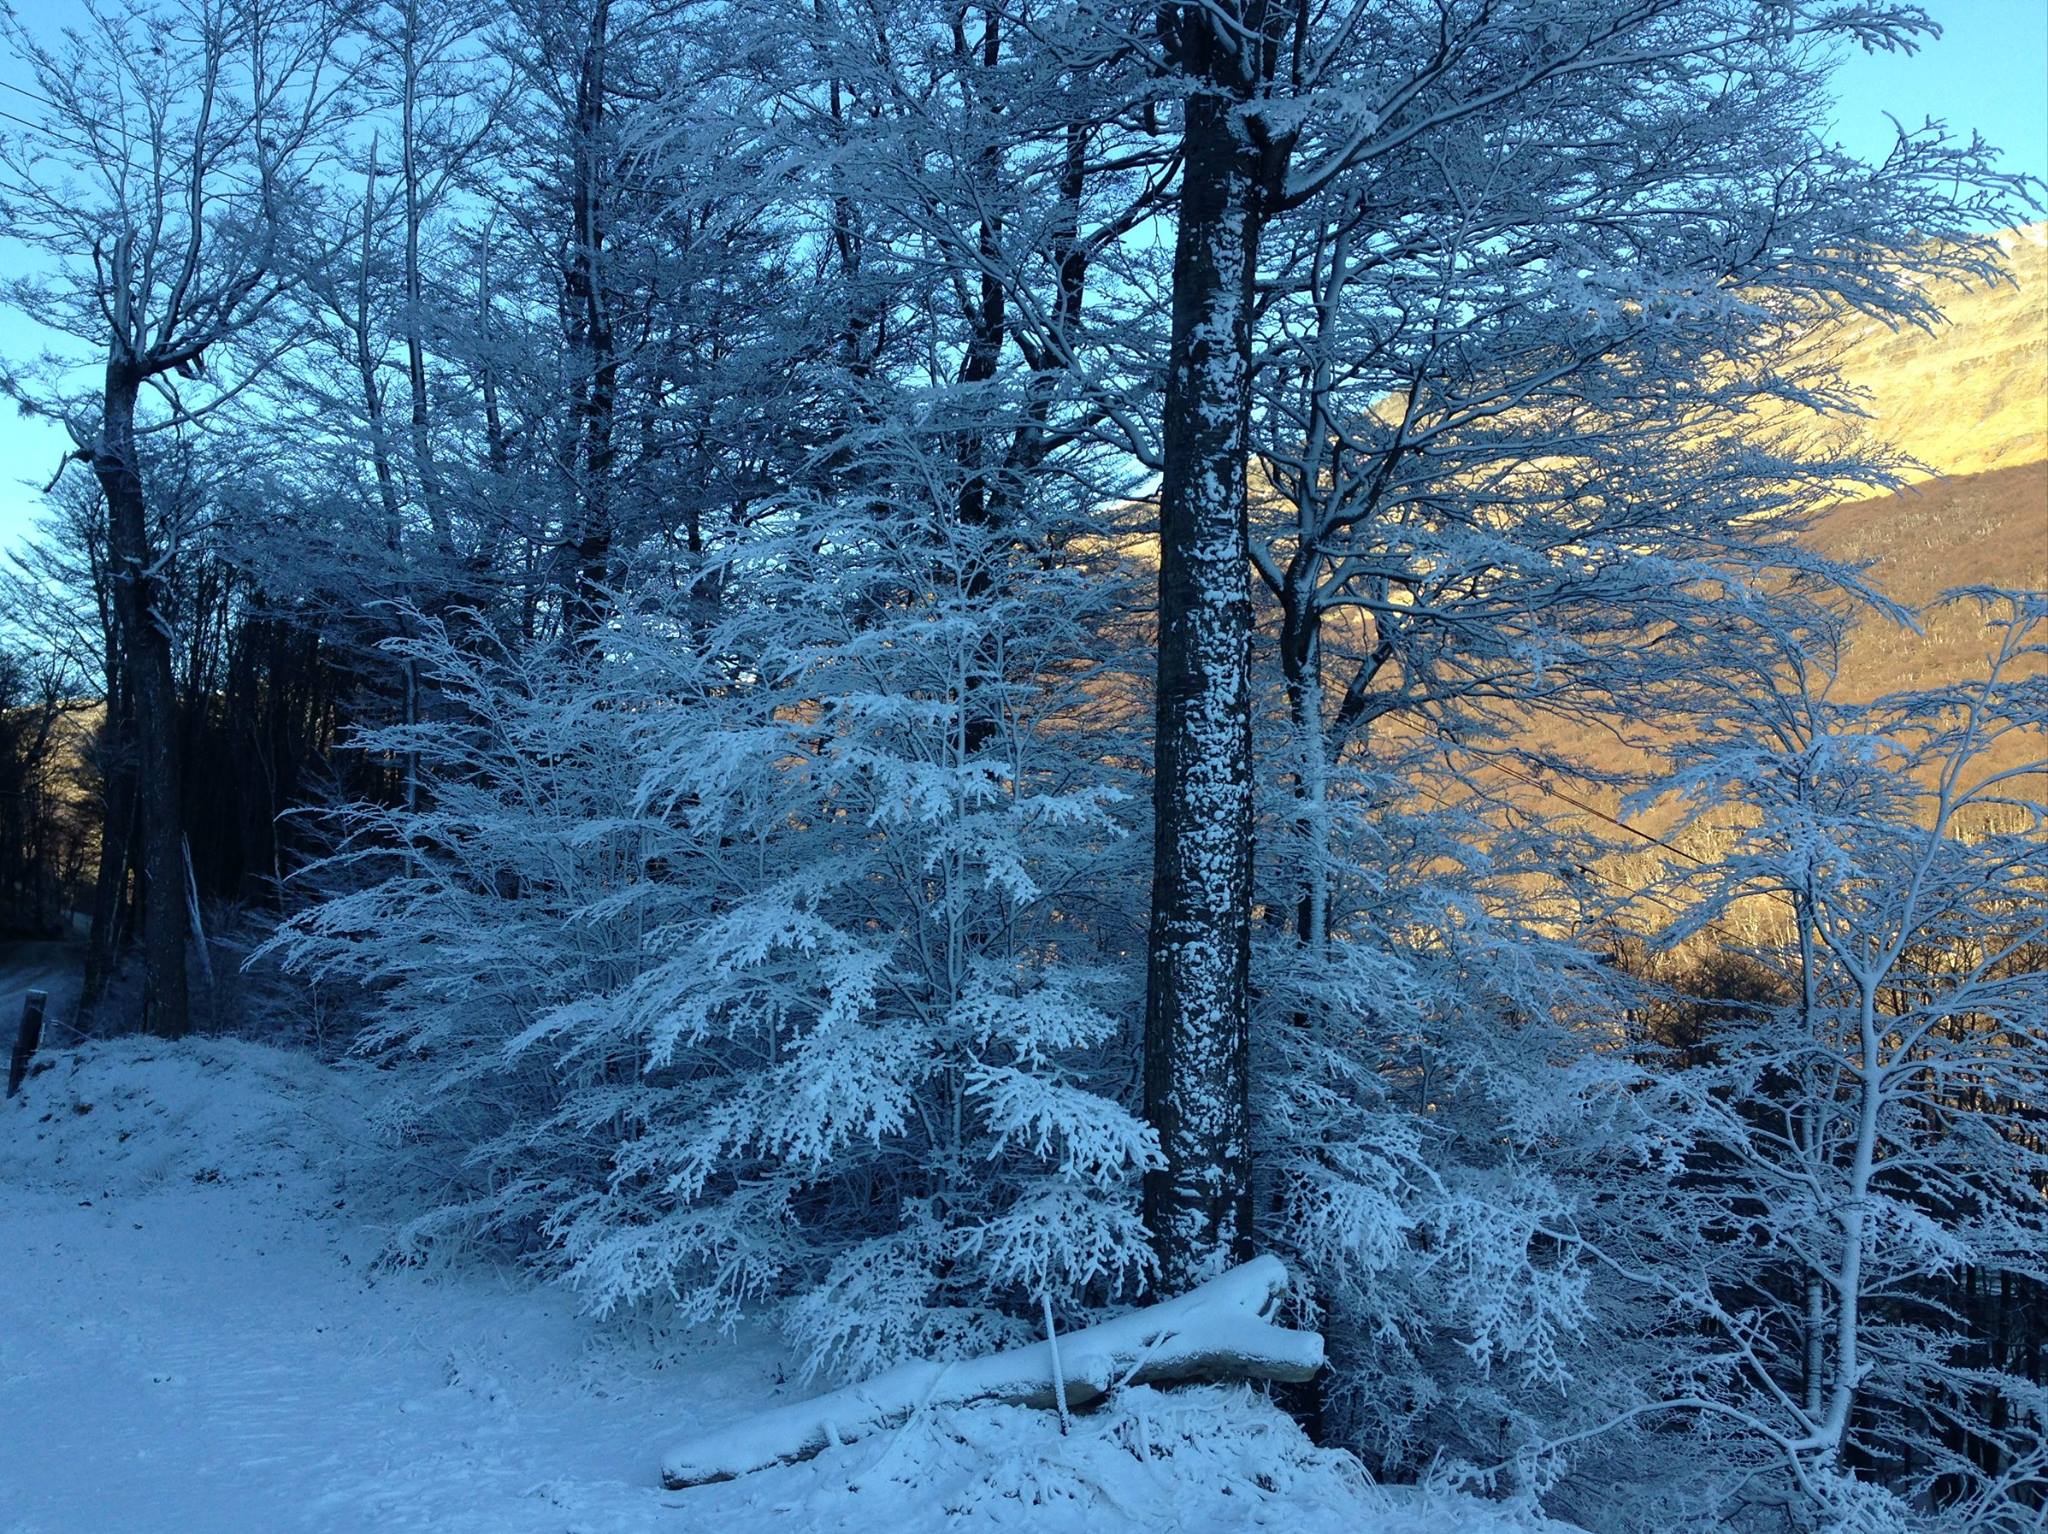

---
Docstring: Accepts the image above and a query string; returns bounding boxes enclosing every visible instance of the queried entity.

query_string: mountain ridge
[1822,221,2048,488]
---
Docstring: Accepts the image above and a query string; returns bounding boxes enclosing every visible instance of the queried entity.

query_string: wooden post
[8,989,48,1097]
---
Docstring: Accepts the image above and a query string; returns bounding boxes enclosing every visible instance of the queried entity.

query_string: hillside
[1824,223,2048,485]
[1807,224,2047,702]
[1814,459,2048,701]
[1807,220,2047,697]
[1470,228,2047,847]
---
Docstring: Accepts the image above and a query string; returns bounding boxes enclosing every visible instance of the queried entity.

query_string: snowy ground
[0,1038,1571,1533]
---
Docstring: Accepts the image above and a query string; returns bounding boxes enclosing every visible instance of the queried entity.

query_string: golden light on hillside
[1829,223,2048,484]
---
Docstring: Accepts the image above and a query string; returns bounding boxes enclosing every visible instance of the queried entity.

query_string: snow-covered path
[0,1182,731,1532]
[0,1039,780,1533]
[0,1040,1566,1534]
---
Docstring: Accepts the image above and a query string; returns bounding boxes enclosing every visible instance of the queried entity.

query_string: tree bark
[562,0,617,645]
[1142,43,1271,1290]
[91,360,189,1038]
[400,0,453,563]
[81,684,137,1012]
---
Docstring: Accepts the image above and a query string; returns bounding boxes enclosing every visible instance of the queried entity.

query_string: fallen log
[661,1254,1322,1489]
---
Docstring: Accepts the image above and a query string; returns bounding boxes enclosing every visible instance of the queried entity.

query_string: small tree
[1592,591,2047,1530]
[266,441,1166,1377]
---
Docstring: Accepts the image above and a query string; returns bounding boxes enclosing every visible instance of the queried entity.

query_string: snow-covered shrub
[267,472,1160,1378]
[257,623,670,1250]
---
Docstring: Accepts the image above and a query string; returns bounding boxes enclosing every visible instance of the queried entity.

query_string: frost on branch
[661,1254,1324,1488]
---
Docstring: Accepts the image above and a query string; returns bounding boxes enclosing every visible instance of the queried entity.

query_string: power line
[1484,754,1711,868]
[0,77,268,195]
[1470,749,1808,940]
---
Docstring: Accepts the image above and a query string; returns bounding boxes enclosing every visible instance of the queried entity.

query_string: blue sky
[1,0,2044,566]
[1828,2,2048,188]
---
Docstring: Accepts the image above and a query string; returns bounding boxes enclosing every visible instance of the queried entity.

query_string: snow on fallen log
[661,1254,1322,1489]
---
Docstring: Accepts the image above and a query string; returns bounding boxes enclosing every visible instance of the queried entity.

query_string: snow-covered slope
[0,1040,1573,1534]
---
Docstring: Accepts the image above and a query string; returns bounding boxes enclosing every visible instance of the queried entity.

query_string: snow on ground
[0,1038,1573,1533]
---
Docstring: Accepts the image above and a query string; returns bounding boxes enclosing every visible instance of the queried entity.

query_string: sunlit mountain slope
[1825,222,2048,485]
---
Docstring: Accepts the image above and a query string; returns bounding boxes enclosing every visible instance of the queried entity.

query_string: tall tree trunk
[563,0,616,644]
[352,139,407,553]
[477,225,512,550]
[1142,47,1271,1290]
[350,142,422,811]
[400,0,453,563]
[80,697,137,1012]
[91,360,189,1038]
[953,8,1007,757]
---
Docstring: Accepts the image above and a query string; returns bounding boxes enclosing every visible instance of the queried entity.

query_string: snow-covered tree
[1130,0,2024,1295]
[1219,12,2021,1502]
[1653,591,2043,1527]
[0,0,353,1035]
[1515,591,2048,1532]
[266,388,1172,1378]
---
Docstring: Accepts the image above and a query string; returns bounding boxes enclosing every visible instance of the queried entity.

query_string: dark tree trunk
[81,673,137,1011]
[81,748,137,1011]
[91,360,189,1038]
[953,9,1008,758]
[1276,575,1322,946]
[1142,44,1273,1291]
[563,0,617,645]
[401,0,452,563]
